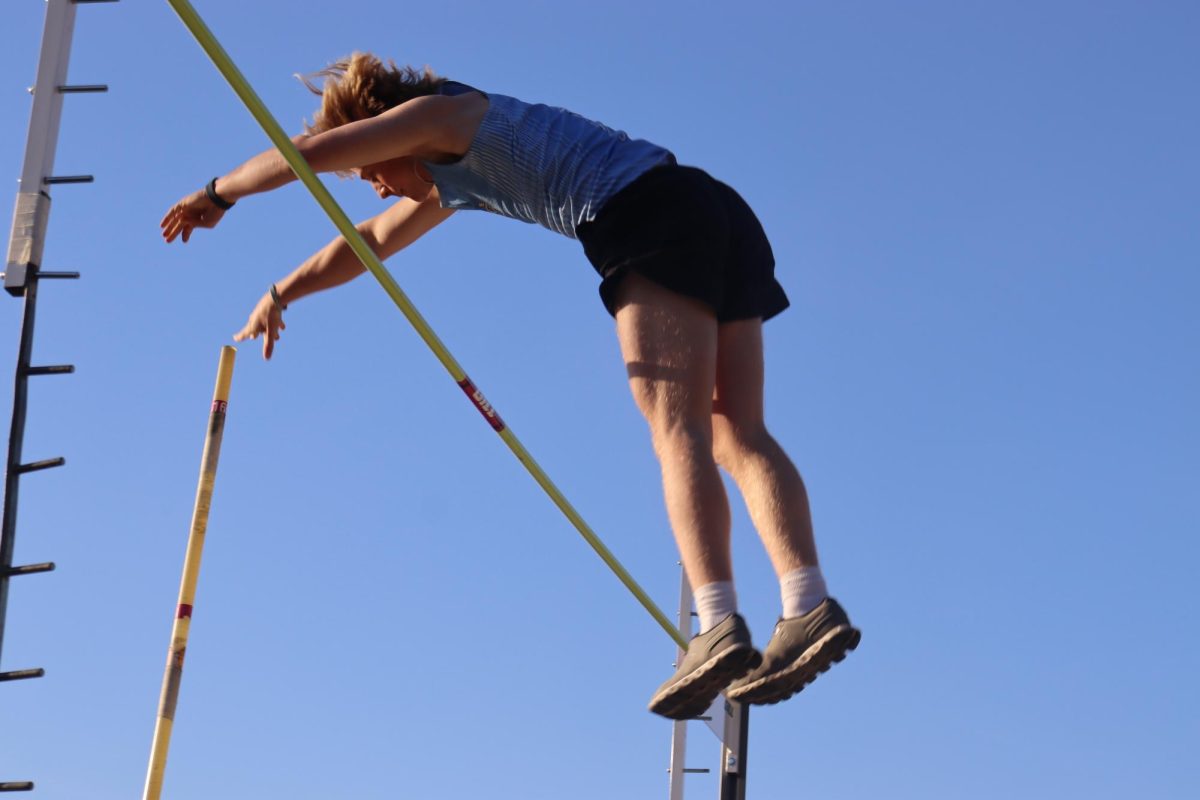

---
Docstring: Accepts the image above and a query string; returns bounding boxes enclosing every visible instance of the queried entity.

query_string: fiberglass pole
[142,346,236,800]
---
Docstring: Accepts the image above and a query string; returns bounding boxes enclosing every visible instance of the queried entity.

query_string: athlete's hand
[233,291,286,360]
[161,188,227,243]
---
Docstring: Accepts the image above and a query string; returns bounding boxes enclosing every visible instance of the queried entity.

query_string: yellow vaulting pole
[142,346,236,800]
[164,0,686,649]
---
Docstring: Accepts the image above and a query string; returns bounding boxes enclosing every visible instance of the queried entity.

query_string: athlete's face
[357,157,434,202]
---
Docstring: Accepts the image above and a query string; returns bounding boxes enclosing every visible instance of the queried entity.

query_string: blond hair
[300,52,446,135]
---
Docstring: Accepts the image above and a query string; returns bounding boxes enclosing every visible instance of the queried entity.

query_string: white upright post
[5,0,79,294]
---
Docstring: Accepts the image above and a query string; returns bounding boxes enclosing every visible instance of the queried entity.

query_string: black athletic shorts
[575,164,789,322]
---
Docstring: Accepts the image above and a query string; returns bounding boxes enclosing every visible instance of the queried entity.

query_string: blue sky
[2,1,1197,798]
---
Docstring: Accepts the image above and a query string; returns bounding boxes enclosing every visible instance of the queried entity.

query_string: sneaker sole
[648,645,763,720]
[726,625,860,706]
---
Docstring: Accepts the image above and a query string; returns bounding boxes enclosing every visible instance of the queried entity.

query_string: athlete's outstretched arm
[161,94,471,243]
[234,196,455,359]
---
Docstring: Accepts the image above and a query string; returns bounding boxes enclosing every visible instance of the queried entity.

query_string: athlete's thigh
[712,318,766,429]
[613,272,719,421]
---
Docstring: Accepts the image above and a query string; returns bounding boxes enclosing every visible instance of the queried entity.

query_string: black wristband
[205,177,235,210]
[270,284,288,312]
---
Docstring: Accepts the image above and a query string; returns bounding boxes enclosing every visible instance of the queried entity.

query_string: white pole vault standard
[164,0,687,650]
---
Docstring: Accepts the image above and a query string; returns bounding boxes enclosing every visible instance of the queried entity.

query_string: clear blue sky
[2,1,1197,798]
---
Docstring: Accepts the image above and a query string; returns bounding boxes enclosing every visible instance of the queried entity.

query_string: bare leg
[613,273,731,589]
[711,318,819,575]
[709,322,860,708]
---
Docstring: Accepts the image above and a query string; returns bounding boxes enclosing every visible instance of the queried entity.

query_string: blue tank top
[422,83,675,239]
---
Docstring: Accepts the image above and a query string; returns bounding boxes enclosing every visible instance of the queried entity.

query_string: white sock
[693,581,737,634]
[781,566,827,618]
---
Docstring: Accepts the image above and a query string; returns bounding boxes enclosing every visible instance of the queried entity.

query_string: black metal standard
[1,0,114,796]
[0,264,74,672]
[0,263,72,800]
[0,263,75,674]
[718,704,750,800]
[2,3,113,793]
[57,84,107,94]
[42,175,93,185]
[0,782,35,792]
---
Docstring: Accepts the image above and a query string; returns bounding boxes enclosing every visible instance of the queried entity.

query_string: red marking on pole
[177,604,193,619]
[211,399,228,414]
[457,378,506,432]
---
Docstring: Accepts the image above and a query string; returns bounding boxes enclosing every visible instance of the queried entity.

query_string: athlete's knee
[646,414,714,462]
[712,418,775,471]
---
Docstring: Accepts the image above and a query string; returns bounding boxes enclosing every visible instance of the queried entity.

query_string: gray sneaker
[725,597,860,706]
[648,613,762,720]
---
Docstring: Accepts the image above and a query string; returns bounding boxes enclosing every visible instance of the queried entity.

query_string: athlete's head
[300,52,445,136]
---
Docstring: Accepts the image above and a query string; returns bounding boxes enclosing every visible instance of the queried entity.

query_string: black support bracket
[3,563,55,577]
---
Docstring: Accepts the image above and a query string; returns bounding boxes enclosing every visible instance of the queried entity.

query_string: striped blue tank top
[422,83,675,239]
